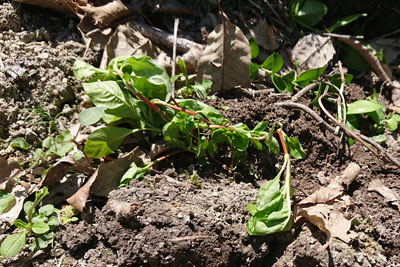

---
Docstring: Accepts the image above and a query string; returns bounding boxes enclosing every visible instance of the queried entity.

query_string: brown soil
[0,1,399,267]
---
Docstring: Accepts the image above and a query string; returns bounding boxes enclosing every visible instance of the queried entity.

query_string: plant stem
[70,139,93,170]
[277,129,288,155]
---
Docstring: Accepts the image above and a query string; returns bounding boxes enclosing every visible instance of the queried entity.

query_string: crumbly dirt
[0,1,399,267]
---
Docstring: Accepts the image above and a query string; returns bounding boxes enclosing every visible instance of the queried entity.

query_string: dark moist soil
[0,1,399,267]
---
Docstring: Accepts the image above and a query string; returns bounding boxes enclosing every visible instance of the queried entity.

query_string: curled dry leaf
[196,21,251,93]
[67,147,149,212]
[291,34,335,70]
[368,178,400,209]
[100,23,159,69]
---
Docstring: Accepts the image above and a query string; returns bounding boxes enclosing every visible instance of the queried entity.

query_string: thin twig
[275,101,400,168]
[217,0,226,91]
[171,18,179,98]
[291,82,319,102]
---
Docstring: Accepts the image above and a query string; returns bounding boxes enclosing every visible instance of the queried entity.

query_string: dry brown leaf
[0,158,22,191]
[100,23,159,69]
[13,0,80,14]
[292,34,335,70]
[179,44,205,73]
[249,19,277,51]
[196,21,251,93]
[387,106,400,114]
[368,178,400,209]
[67,148,148,212]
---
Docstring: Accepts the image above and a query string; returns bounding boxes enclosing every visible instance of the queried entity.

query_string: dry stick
[171,18,179,99]
[130,21,201,54]
[291,82,319,102]
[217,0,226,91]
[275,101,400,168]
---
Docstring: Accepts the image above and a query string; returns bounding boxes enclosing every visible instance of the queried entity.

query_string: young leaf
[371,134,387,143]
[328,13,367,32]
[286,136,306,159]
[295,66,326,87]
[386,114,400,131]
[39,204,58,217]
[0,191,16,214]
[292,0,327,27]
[271,73,286,93]
[10,137,30,150]
[31,222,50,234]
[79,106,106,126]
[0,230,27,258]
[73,60,108,80]
[250,63,259,80]
[347,100,384,114]
[84,126,142,159]
[249,37,259,59]
[14,219,29,229]
[261,53,283,73]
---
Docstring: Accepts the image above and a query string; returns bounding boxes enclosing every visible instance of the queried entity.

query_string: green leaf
[286,136,306,159]
[193,80,212,99]
[250,63,259,80]
[120,162,150,186]
[73,60,108,80]
[0,191,16,214]
[23,201,34,215]
[328,13,367,32]
[347,100,384,114]
[32,222,50,234]
[43,130,75,157]
[79,106,106,126]
[14,219,29,229]
[261,53,283,73]
[10,137,30,150]
[39,204,58,217]
[371,134,387,143]
[295,66,326,87]
[386,114,400,131]
[83,81,139,122]
[253,121,269,132]
[0,230,27,258]
[30,232,54,251]
[282,71,295,93]
[343,45,372,72]
[84,126,141,159]
[272,73,286,93]
[249,37,259,59]
[47,216,60,226]
[292,0,327,27]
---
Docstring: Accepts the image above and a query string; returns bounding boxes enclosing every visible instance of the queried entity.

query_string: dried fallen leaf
[0,159,22,191]
[292,34,335,70]
[249,19,277,51]
[100,23,159,69]
[67,148,148,212]
[179,44,205,73]
[196,21,251,93]
[368,178,400,209]
[13,0,79,14]
[387,106,400,114]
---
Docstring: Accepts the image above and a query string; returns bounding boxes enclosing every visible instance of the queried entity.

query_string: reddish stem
[71,139,93,170]
[277,129,289,155]
[134,90,171,122]
[155,101,211,126]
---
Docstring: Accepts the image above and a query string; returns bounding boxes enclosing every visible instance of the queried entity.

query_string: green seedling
[346,90,400,142]
[185,170,202,188]
[59,205,79,224]
[0,188,59,258]
[247,129,294,235]
[10,137,31,150]
[24,95,62,134]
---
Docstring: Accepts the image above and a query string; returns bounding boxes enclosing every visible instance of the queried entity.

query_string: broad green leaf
[47,215,60,226]
[250,63,259,80]
[39,204,58,217]
[253,121,269,132]
[283,71,295,93]
[10,137,30,150]
[295,66,326,87]
[120,162,150,186]
[261,53,283,73]
[347,100,384,114]
[0,191,16,214]
[84,126,140,159]
[30,232,55,251]
[386,114,400,131]
[32,222,50,234]
[83,81,139,122]
[119,56,172,101]
[328,13,367,32]
[371,134,387,143]
[79,106,106,126]
[23,201,34,215]
[249,37,259,59]
[292,0,327,27]
[73,60,108,80]
[232,133,249,151]
[43,130,75,157]
[0,230,27,258]
[272,73,286,93]
[14,219,29,229]
[286,136,306,159]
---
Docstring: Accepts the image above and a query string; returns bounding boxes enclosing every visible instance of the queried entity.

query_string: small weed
[24,95,61,134]
[185,170,202,188]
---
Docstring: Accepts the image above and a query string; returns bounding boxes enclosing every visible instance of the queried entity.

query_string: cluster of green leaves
[0,188,59,258]
[346,90,400,143]
[73,56,305,185]
[250,49,326,93]
[290,0,366,31]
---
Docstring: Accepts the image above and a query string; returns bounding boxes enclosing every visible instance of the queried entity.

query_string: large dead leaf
[292,34,335,70]
[368,178,400,209]
[13,0,80,14]
[0,159,22,191]
[249,19,277,51]
[196,21,251,93]
[67,148,148,212]
[100,23,159,69]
